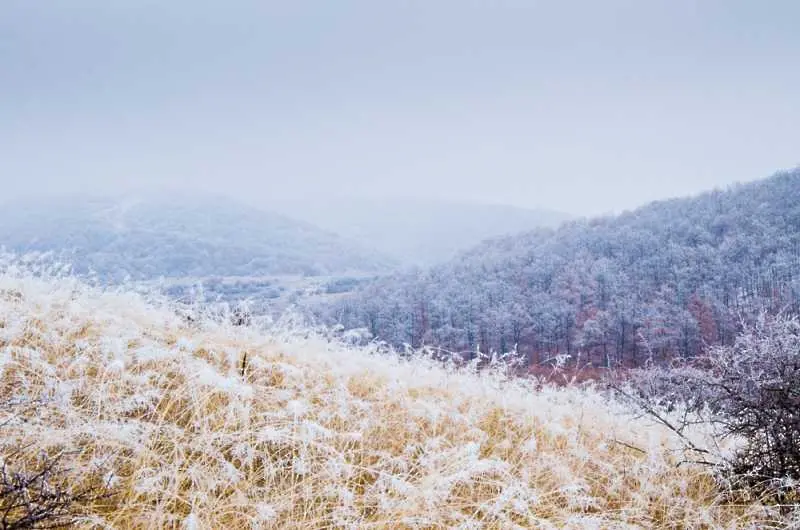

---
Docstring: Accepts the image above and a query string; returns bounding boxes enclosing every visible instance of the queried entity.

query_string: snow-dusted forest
[326,170,800,367]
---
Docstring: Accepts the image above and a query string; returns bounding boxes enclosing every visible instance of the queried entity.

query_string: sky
[1,1,798,216]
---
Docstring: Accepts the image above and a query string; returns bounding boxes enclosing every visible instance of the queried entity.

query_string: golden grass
[0,275,791,529]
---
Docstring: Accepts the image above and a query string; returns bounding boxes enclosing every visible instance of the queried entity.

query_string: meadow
[0,271,790,529]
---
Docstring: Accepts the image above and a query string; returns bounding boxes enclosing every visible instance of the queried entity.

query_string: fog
[1,1,798,216]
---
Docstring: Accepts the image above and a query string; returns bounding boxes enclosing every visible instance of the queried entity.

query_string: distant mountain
[0,193,395,281]
[327,169,800,366]
[266,196,571,265]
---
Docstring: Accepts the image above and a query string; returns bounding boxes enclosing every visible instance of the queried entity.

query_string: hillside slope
[0,193,395,281]
[0,272,785,528]
[267,196,571,265]
[330,169,800,365]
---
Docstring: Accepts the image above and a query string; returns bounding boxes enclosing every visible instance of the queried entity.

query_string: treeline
[325,169,800,367]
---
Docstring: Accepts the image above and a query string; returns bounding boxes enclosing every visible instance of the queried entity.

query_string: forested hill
[0,193,395,281]
[329,169,800,367]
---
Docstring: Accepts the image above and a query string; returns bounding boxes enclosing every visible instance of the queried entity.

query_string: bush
[622,315,800,500]
[1,450,87,529]
[706,316,800,490]
[1,401,110,529]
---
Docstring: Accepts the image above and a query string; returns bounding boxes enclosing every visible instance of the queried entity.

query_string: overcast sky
[1,1,798,216]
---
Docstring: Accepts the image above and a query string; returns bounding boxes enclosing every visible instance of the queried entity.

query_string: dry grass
[0,274,792,529]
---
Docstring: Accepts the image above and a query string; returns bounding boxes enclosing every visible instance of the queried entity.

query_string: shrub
[2,450,85,529]
[706,316,800,491]
[622,315,800,501]
[1,401,110,529]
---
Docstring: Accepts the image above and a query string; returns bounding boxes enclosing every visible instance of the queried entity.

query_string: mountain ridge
[0,192,396,281]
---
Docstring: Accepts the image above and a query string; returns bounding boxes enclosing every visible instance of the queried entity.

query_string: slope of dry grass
[0,272,791,529]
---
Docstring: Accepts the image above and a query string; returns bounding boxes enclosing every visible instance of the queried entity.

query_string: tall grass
[0,271,790,528]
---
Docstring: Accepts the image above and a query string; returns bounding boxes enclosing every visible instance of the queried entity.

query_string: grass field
[0,272,791,528]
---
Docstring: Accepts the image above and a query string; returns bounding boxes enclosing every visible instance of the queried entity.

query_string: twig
[611,439,647,454]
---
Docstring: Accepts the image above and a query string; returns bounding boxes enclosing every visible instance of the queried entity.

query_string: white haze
[1,1,799,216]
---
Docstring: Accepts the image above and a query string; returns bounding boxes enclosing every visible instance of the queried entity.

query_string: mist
[1,1,798,216]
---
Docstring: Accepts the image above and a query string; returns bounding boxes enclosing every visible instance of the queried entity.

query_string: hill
[0,193,395,282]
[266,196,571,265]
[328,169,800,366]
[0,270,788,528]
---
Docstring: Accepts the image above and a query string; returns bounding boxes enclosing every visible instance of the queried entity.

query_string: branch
[611,439,647,455]
[611,384,714,457]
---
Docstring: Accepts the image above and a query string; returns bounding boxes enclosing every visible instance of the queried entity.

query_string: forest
[326,170,800,368]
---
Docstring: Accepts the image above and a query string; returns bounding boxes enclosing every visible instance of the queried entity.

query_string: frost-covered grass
[0,272,790,529]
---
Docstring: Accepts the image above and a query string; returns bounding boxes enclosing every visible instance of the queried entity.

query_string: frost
[221,460,243,484]
[254,503,277,523]
[134,345,178,363]
[258,425,290,443]
[188,358,253,398]
[292,456,309,475]
[231,442,255,466]
[522,436,538,454]
[0,270,782,529]
[401,515,435,528]
[286,399,309,418]
[182,513,199,530]
[176,337,196,352]
[301,420,332,440]
[108,358,126,372]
